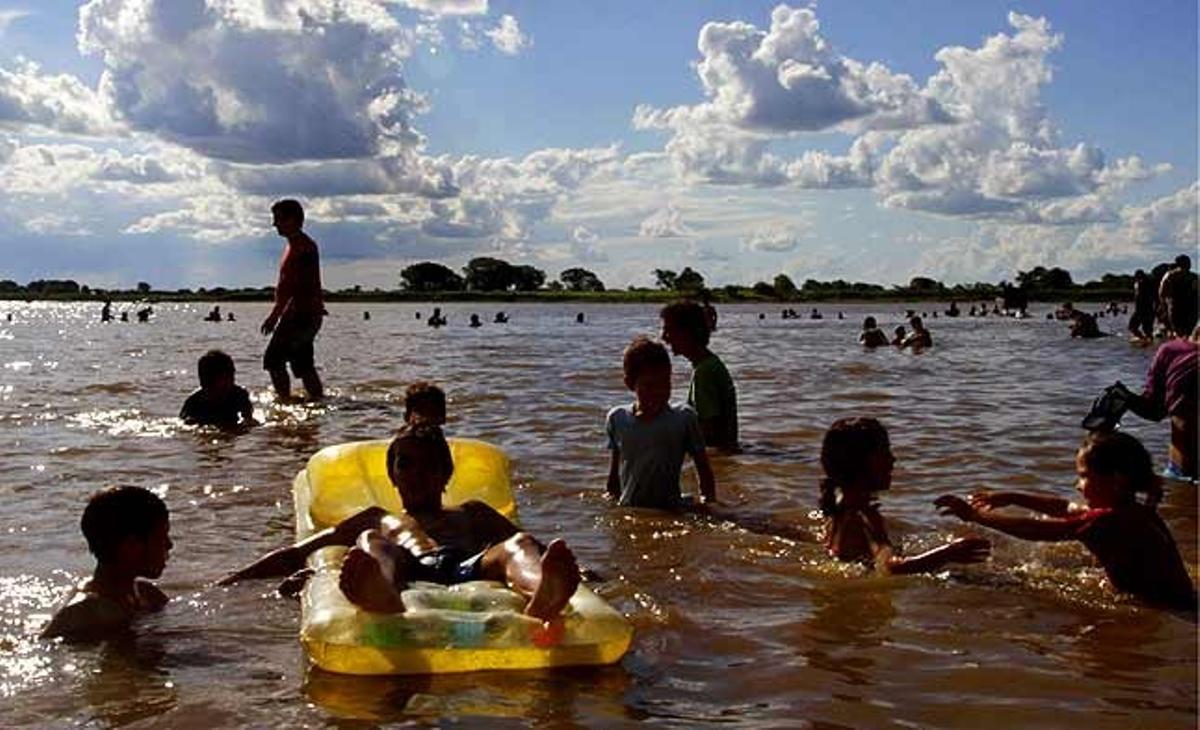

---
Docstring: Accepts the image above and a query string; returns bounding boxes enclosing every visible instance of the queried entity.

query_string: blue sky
[0,1,1195,290]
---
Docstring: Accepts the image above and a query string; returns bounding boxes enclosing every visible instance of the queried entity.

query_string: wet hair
[81,486,168,564]
[1078,431,1161,506]
[1174,254,1191,271]
[404,381,446,425]
[622,336,670,385]
[863,316,877,329]
[271,198,304,225]
[909,316,924,329]
[893,326,906,336]
[387,422,454,487]
[660,300,711,348]
[819,417,891,516]
[197,349,235,388]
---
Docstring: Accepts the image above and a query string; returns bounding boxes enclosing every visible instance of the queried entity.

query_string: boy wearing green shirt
[660,300,739,451]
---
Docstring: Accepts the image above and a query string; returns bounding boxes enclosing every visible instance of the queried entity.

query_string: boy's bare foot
[338,532,407,614]
[524,539,580,621]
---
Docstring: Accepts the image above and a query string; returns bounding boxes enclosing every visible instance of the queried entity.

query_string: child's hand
[968,490,1009,511]
[942,536,990,564]
[934,495,977,522]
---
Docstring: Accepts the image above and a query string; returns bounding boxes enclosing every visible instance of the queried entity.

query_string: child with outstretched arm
[936,431,1196,610]
[820,417,989,574]
[606,336,717,508]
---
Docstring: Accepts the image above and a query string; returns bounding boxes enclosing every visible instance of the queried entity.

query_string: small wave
[73,382,138,396]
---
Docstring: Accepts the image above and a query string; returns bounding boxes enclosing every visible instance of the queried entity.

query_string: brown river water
[0,301,1195,728]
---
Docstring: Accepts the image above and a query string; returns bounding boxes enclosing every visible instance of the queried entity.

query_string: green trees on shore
[0,259,1150,303]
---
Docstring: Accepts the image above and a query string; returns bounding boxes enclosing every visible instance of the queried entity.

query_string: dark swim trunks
[410,546,487,585]
[263,314,322,373]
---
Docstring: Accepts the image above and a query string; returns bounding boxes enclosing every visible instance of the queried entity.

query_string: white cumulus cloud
[77,0,425,163]
[639,204,691,238]
[485,14,530,55]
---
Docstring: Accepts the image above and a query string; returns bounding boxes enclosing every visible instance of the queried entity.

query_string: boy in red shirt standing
[262,199,326,401]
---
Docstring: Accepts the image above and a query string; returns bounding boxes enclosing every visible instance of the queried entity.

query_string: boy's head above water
[404,381,446,426]
[862,316,878,330]
[623,336,672,418]
[659,300,710,357]
[198,349,236,393]
[1076,431,1160,509]
[387,423,454,512]
[81,486,171,577]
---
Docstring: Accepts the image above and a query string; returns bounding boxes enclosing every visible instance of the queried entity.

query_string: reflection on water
[0,302,1195,726]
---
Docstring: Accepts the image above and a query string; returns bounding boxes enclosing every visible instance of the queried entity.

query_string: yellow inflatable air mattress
[294,438,633,675]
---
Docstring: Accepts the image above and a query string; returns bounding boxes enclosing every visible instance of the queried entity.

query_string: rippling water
[1,301,1195,728]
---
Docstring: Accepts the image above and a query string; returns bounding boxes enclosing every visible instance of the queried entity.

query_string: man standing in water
[262,199,325,401]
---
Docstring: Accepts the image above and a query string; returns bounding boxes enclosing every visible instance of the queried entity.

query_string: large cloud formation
[636,7,1172,225]
[76,0,424,163]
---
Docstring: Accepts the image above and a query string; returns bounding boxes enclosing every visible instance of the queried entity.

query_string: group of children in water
[42,294,1197,644]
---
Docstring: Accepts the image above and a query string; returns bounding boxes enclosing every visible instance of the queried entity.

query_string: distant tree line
[0,259,1165,303]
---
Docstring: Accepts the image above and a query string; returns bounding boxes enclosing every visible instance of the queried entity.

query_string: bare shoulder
[41,591,128,641]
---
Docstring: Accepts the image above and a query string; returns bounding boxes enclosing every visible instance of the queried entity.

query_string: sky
[0,0,1195,291]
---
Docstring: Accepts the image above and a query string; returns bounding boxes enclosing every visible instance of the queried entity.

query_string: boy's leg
[478,534,580,621]
[339,529,409,613]
[298,368,324,400]
[268,367,292,401]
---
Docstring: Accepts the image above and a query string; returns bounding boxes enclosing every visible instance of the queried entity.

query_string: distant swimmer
[1158,255,1197,337]
[1069,311,1105,339]
[415,311,422,320]
[469,313,482,328]
[427,307,447,327]
[901,316,932,349]
[946,301,961,317]
[758,313,765,320]
[4,313,10,322]
[363,311,371,321]
[494,311,509,324]
[205,305,222,322]
[576,312,585,324]
[101,300,113,323]
[120,311,129,322]
[838,312,844,320]
[968,305,977,317]
[136,306,153,323]
[227,312,236,322]
[891,326,906,347]
[810,308,823,320]
[859,316,889,348]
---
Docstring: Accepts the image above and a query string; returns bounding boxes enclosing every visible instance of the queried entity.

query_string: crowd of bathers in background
[39,201,1199,643]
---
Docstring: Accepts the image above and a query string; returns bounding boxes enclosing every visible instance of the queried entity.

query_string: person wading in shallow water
[261,199,326,402]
